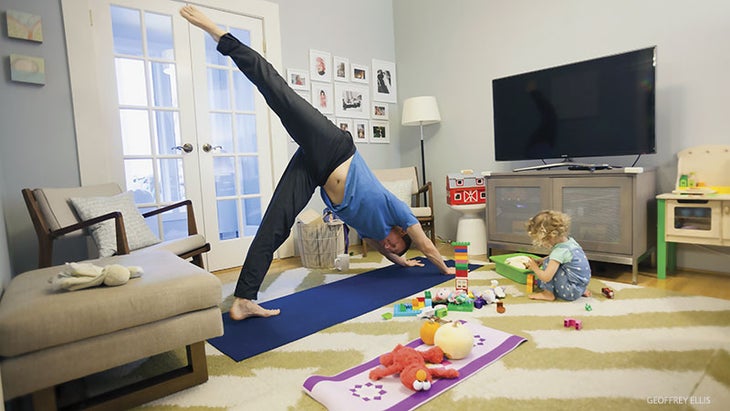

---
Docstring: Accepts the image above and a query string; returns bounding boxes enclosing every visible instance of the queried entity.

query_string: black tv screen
[492,47,656,164]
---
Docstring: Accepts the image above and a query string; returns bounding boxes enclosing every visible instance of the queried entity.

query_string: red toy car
[602,287,615,299]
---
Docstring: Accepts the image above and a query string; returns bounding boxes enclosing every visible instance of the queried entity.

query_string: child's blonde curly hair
[526,210,571,248]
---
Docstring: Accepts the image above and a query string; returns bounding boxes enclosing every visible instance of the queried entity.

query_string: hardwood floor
[214,240,730,300]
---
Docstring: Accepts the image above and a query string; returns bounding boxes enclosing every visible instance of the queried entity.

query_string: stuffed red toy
[369,344,459,391]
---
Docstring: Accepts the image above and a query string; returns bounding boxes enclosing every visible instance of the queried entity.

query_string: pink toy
[369,344,459,391]
[563,318,582,330]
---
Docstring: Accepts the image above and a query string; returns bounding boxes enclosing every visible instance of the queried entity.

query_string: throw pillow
[381,179,413,205]
[70,191,161,257]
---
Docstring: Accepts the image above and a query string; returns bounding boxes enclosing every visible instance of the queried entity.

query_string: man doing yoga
[181,6,455,321]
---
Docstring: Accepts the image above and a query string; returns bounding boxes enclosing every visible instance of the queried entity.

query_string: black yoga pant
[216,34,355,300]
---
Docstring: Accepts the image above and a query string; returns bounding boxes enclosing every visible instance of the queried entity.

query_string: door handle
[172,143,194,153]
[202,143,223,153]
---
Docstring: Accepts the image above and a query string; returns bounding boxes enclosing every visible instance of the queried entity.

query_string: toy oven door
[665,199,721,241]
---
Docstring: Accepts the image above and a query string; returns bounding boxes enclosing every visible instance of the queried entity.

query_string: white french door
[63,0,285,271]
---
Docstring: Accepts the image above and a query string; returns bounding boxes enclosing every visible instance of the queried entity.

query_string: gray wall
[1,0,728,284]
[393,0,730,273]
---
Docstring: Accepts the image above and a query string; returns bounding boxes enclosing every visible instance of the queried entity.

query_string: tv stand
[513,160,613,172]
[484,168,656,284]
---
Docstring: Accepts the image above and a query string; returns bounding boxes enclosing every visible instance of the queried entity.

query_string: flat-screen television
[492,47,656,170]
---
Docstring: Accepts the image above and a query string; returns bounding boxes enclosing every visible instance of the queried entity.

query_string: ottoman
[0,250,223,410]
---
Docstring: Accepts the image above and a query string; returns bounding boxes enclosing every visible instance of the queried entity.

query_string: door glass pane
[242,197,261,236]
[162,207,188,240]
[214,157,236,196]
[239,156,259,195]
[144,12,173,59]
[217,199,239,240]
[233,74,255,111]
[210,113,233,151]
[158,158,185,202]
[207,68,230,110]
[153,110,180,155]
[120,109,151,155]
[204,30,227,66]
[124,159,155,199]
[674,207,712,230]
[115,58,147,106]
[236,114,257,152]
[110,6,142,56]
[150,62,177,107]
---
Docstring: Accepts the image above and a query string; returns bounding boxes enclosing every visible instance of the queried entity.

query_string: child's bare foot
[529,290,555,301]
[582,289,592,297]
[180,5,226,41]
[229,298,280,320]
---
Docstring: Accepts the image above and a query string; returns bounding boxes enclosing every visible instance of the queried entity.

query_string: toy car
[602,287,615,299]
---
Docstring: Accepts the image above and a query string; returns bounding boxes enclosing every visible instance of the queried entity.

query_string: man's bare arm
[406,224,455,275]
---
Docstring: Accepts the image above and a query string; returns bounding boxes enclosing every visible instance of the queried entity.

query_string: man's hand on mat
[403,258,425,268]
[230,298,280,320]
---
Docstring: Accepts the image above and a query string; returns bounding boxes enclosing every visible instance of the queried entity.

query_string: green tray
[489,253,541,284]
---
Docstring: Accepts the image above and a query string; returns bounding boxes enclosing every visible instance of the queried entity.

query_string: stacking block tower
[452,241,470,292]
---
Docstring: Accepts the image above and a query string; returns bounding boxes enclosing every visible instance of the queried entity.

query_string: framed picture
[7,10,43,42]
[370,120,390,144]
[10,54,45,85]
[372,103,389,120]
[287,69,309,90]
[353,120,369,143]
[309,49,332,83]
[351,63,369,84]
[311,81,334,114]
[336,118,354,135]
[372,59,397,103]
[333,56,349,82]
[334,83,370,119]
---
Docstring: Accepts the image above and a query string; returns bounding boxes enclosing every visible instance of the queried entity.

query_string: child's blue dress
[537,237,591,301]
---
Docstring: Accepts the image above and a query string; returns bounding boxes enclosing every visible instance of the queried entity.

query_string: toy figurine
[602,287,615,299]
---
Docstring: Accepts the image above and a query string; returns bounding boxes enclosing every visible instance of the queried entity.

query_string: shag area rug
[128,253,730,411]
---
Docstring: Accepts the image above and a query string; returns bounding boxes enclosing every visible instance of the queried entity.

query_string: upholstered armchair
[22,183,210,268]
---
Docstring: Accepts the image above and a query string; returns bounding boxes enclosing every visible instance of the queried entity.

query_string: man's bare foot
[229,298,280,320]
[179,5,226,42]
[582,289,592,297]
[529,290,556,301]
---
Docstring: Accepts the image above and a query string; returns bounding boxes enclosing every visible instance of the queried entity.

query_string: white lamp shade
[401,96,441,126]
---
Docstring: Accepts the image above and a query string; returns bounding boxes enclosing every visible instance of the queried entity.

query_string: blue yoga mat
[208,257,480,362]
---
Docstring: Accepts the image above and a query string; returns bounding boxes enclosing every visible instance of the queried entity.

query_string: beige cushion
[381,179,413,205]
[0,251,221,357]
[70,191,161,256]
[33,183,122,234]
[137,234,207,256]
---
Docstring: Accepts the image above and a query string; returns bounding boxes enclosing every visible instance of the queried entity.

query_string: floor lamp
[402,96,441,206]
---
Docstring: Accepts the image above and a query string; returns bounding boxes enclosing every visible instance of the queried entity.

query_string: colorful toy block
[563,318,583,330]
[393,303,422,317]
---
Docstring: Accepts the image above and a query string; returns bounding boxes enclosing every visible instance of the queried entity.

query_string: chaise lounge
[0,250,223,410]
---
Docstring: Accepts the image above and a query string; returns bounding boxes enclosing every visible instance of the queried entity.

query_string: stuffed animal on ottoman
[369,344,459,391]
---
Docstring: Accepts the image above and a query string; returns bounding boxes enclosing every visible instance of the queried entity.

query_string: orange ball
[419,320,441,345]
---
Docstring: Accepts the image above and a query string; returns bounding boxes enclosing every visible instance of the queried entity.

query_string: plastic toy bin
[295,220,345,269]
[489,253,540,284]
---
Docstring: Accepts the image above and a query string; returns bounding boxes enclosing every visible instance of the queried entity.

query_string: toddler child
[525,210,592,301]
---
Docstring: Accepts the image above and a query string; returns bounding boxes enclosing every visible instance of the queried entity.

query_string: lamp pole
[419,121,427,207]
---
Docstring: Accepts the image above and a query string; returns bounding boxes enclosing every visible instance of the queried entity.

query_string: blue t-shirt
[321,152,418,240]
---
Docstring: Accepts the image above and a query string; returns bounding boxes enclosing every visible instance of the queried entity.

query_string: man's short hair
[397,234,412,256]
